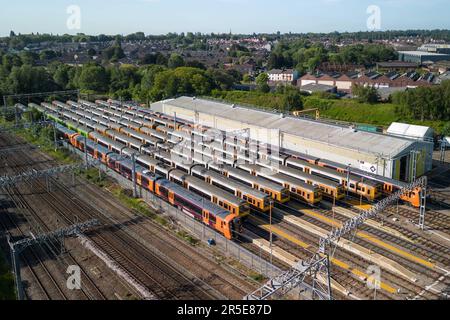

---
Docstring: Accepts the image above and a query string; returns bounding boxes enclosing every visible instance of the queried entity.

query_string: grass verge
[0,252,15,300]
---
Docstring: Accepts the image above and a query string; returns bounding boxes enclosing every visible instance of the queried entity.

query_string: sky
[1,0,450,36]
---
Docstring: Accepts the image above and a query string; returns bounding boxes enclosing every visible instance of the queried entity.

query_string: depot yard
[0,96,449,300]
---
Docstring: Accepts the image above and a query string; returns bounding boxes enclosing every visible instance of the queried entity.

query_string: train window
[350,183,355,189]
[158,186,169,198]
[307,194,310,199]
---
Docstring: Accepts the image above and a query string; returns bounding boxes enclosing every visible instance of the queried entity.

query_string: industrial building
[151,96,432,182]
[398,51,450,64]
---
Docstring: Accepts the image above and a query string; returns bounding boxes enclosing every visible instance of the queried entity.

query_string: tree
[185,60,206,70]
[279,86,303,112]
[52,63,74,89]
[167,53,185,69]
[442,122,450,137]
[5,64,57,93]
[108,64,140,92]
[87,48,97,57]
[352,84,379,104]
[242,74,252,83]
[39,50,58,61]
[19,51,39,65]
[206,68,235,90]
[150,67,213,100]
[256,73,270,93]
[103,44,125,61]
[77,64,109,92]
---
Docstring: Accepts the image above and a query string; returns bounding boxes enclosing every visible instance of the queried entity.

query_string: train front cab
[242,194,272,212]
[289,185,322,205]
[155,182,236,239]
[400,188,421,208]
[94,145,111,164]
[260,185,290,204]
[136,171,159,193]
[382,182,420,208]
[355,181,383,201]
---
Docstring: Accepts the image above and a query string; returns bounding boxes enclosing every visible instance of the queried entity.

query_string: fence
[63,142,281,279]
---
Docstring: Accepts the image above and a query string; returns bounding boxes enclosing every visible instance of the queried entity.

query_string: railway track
[1,132,219,300]
[0,196,68,300]
[3,124,448,300]
[335,201,450,268]
[329,195,450,269]
[35,176,221,300]
[1,131,258,300]
[242,217,387,300]
[71,179,255,299]
[1,142,107,300]
[253,201,442,300]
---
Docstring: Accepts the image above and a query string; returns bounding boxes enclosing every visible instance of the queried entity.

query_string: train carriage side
[209,163,290,203]
[192,166,272,212]
[239,164,322,205]
[169,169,250,218]
[155,179,238,239]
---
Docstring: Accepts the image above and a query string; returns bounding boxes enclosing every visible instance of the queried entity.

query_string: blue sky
[1,0,449,36]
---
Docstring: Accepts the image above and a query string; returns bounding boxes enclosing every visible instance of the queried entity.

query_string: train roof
[95,143,111,155]
[136,155,161,167]
[78,99,97,108]
[55,124,77,136]
[91,132,126,151]
[238,164,317,192]
[170,170,245,206]
[262,161,340,188]
[141,170,162,182]
[119,158,146,173]
[191,166,268,200]
[210,163,286,192]
[93,123,108,132]
[287,157,381,186]
[120,148,137,157]
[157,179,230,219]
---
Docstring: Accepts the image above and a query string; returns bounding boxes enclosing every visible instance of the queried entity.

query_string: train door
[168,190,175,205]
[136,173,142,186]
[202,210,209,225]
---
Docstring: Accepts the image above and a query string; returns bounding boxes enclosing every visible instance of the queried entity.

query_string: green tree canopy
[167,53,185,69]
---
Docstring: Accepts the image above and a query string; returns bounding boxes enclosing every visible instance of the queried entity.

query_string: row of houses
[297,70,436,93]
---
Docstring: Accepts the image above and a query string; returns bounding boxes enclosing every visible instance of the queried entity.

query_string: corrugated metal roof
[152,96,415,158]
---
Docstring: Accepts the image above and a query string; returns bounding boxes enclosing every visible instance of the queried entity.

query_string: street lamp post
[269,199,274,265]
[346,164,351,197]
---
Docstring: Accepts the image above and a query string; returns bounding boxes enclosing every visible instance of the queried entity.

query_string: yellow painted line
[358,233,435,269]
[329,257,397,294]
[302,209,341,228]
[249,216,398,295]
[301,209,435,270]
[345,199,373,210]
[250,216,311,249]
